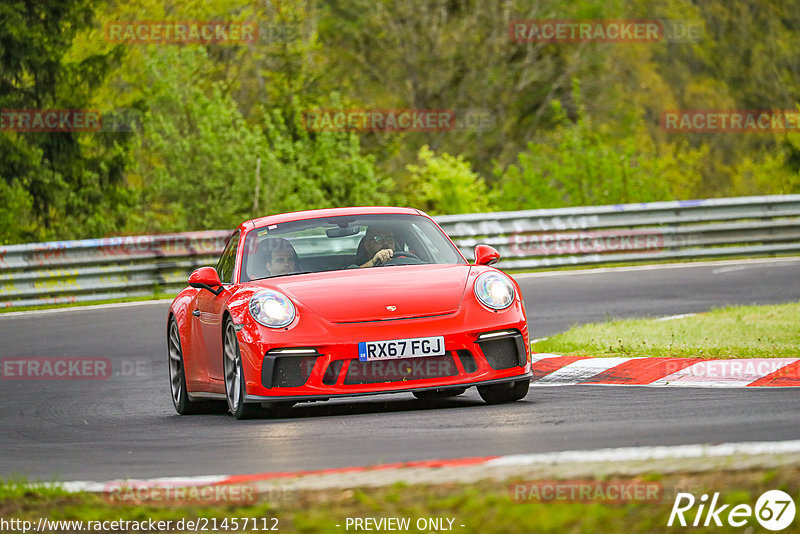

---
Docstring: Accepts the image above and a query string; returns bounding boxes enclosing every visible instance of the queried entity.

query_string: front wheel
[477,379,530,404]
[223,319,263,419]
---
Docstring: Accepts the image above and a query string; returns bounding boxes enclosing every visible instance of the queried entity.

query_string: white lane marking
[650,358,799,387]
[534,357,636,384]
[0,299,173,319]
[531,352,563,361]
[485,439,800,467]
[713,265,750,274]
[655,313,697,322]
[530,337,549,343]
[513,257,800,279]
[55,475,228,493]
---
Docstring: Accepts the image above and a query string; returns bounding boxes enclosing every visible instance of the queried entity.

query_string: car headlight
[249,290,296,328]
[474,272,515,310]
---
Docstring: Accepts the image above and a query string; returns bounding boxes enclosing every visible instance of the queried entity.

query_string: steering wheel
[375,250,422,266]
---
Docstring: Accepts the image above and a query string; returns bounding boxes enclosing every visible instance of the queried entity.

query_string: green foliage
[491,85,700,210]
[728,150,800,197]
[0,178,34,245]
[253,103,389,215]
[1,0,799,243]
[125,48,386,233]
[127,47,265,232]
[0,0,132,243]
[405,145,489,215]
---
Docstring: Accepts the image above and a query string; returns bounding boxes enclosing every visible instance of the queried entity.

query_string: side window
[216,230,240,284]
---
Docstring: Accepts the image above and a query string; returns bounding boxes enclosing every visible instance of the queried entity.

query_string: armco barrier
[1,195,799,308]
[0,231,229,309]
[436,195,800,269]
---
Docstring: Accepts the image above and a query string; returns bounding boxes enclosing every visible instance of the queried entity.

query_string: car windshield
[240,213,466,281]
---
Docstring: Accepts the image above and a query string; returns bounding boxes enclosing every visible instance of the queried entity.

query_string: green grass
[0,479,70,501]
[2,470,799,533]
[533,302,800,359]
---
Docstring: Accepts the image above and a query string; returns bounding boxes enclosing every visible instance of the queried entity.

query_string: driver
[263,238,300,276]
[356,225,395,268]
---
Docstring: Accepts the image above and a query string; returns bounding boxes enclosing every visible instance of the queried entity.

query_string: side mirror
[474,244,500,266]
[189,267,224,295]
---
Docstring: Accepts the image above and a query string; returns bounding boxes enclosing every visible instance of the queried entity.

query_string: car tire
[412,387,467,400]
[477,379,530,404]
[168,317,212,415]
[223,318,263,420]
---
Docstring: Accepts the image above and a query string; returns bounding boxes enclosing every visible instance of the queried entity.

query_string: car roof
[245,206,425,228]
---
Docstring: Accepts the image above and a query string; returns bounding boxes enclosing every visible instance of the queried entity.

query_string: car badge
[386,305,397,311]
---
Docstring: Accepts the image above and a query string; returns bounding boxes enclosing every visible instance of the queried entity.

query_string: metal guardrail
[0,231,230,309]
[436,194,800,269]
[1,195,799,309]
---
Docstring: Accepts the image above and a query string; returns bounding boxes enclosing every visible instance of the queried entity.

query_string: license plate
[358,336,445,362]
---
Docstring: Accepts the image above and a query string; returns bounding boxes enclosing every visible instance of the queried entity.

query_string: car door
[196,230,240,384]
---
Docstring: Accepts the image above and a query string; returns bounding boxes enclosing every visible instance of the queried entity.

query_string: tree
[491,85,705,210]
[127,48,388,233]
[405,145,489,215]
[318,0,611,179]
[253,102,390,215]
[0,0,131,243]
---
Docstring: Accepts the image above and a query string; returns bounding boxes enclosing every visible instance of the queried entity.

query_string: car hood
[266,264,471,323]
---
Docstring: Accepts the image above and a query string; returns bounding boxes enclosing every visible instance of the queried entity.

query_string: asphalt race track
[1,258,799,482]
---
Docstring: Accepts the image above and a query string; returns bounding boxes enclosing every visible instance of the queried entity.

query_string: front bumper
[244,373,533,403]
[236,302,531,400]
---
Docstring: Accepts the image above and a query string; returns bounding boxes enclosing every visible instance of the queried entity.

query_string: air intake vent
[272,357,315,387]
[322,360,343,385]
[457,350,478,373]
[262,351,318,388]
[344,354,458,385]
[477,331,526,370]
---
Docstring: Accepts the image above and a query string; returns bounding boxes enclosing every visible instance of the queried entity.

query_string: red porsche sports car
[167,207,532,419]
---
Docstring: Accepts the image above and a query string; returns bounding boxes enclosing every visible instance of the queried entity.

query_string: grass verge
[2,469,798,533]
[533,302,800,359]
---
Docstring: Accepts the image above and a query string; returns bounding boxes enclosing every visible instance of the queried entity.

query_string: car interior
[241,224,427,282]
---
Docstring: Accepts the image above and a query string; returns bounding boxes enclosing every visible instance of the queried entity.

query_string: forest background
[1,0,798,244]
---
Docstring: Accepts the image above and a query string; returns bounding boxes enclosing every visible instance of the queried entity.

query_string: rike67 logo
[668,490,796,531]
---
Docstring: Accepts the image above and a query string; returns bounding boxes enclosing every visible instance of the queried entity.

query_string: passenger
[262,238,300,276]
[356,225,395,268]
